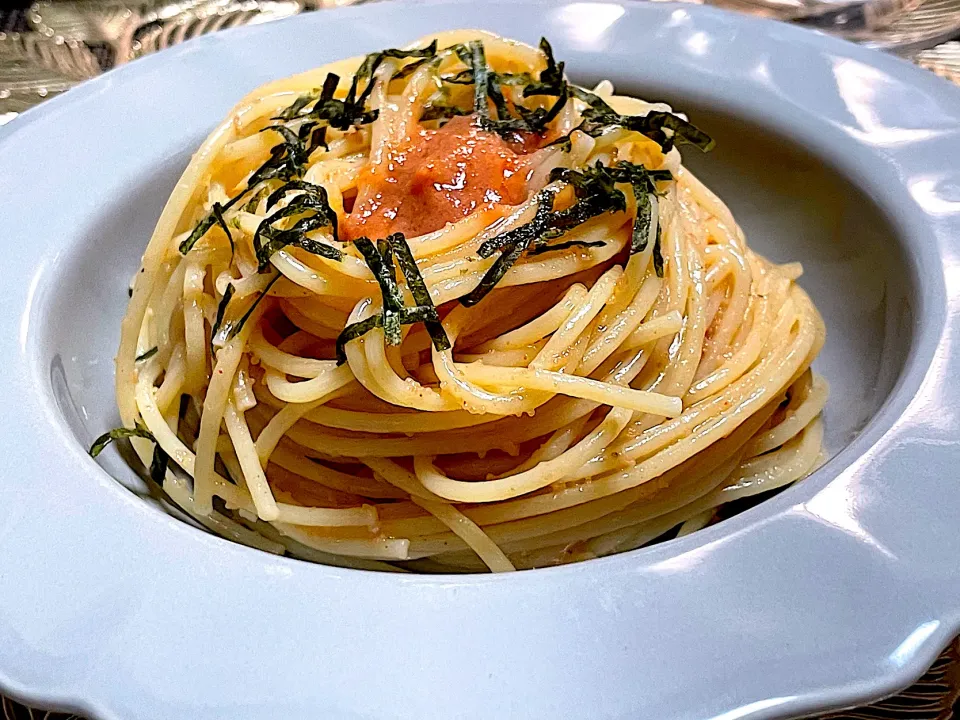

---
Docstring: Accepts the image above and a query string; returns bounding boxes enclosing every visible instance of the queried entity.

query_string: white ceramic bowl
[2,2,960,718]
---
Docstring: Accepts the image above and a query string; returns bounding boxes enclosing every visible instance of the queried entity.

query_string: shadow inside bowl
[45,146,196,505]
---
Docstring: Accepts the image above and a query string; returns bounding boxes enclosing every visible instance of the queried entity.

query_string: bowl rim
[2,2,960,718]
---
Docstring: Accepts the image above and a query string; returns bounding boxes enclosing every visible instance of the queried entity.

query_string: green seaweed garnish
[420,103,472,123]
[210,283,236,354]
[596,162,672,256]
[336,233,450,363]
[518,85,569,134]
[135,347,158,362]
[473,164,625,260]
[580,105,715,153]
[244,187,269,213]
[459,191,558,307]
[439,68,475,85]
[550,86,714,155]
[150,445,169,484]
[254,124,315,182]
[254,181,342,271]
[211,202,233,256]
[211,274,281,355]
[527,238,606,256]
[180,99,336,257]
[653,224,665,277]
[433,39,567,135]
[456,41,530,136]
[523,38,566,98]
[460,161,673,306]
[89,422,155,457]
[354,237,405,344]
[233,273,281,339]
[353,41,439,107]
[307,72,379,131]
[335,315,382,364]
[275,92,316,121]
[388,233,450,353]
[281,42,440,133]
[179,211,223,255]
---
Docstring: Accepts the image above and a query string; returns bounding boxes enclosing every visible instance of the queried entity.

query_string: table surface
[1,2,958,719]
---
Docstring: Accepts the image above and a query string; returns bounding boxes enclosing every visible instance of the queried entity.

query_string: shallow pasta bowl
[2,1,960,718]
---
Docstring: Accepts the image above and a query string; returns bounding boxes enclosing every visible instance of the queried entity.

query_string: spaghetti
[103,31,828,572]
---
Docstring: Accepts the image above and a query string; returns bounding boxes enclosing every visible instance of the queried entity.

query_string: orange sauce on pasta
[342,116,533,240]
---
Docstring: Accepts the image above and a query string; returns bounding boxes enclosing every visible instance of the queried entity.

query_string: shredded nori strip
[439,39,569,136]
[210,283,235,354]
[232,273,281,340]
[336,233,451,363]
[135,346,158,362]
[518,85,569,134]
[275,92,316,121]
[336,315,382,364]
[459,192,557,307]
[475,164,626,260]
[442,36,712,141]
[580,106,714,153]
[294,72,379,132]
[597,163,672,256]
[179,211,223,255]
[465,42,492,122]
[554,86,714,154]
[393,53,442,81]
[522,38,566,98]
[181,89,342,258]
[460,161,674,305]
[179,123,318,256]
[354,237,405,344]
[456,41,531,137]
[388,233,450,352]
[439,68,475,85]
[461,228,538,307]
[150,445,169,484]
[211,201,233,256]
[420,103,473,123]
[244,187,269,213]
[527,238,606,256]
[335,304,452,364]
[653,224,665,278]
[89,422,155,457]
[545,84,714,156]
[570,86,615,113]
[257,124,314,179]
[254,181,342,271]
[286,44,439,133]
[353,41,439,108]
[209,274,280,354]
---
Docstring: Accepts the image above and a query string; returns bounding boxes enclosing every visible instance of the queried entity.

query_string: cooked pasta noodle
[106,30,827,572]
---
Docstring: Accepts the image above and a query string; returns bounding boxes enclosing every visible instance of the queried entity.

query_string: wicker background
[2,1,959,718]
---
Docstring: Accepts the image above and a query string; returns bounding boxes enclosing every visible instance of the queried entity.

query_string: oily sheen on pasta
[108,31,828,572]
